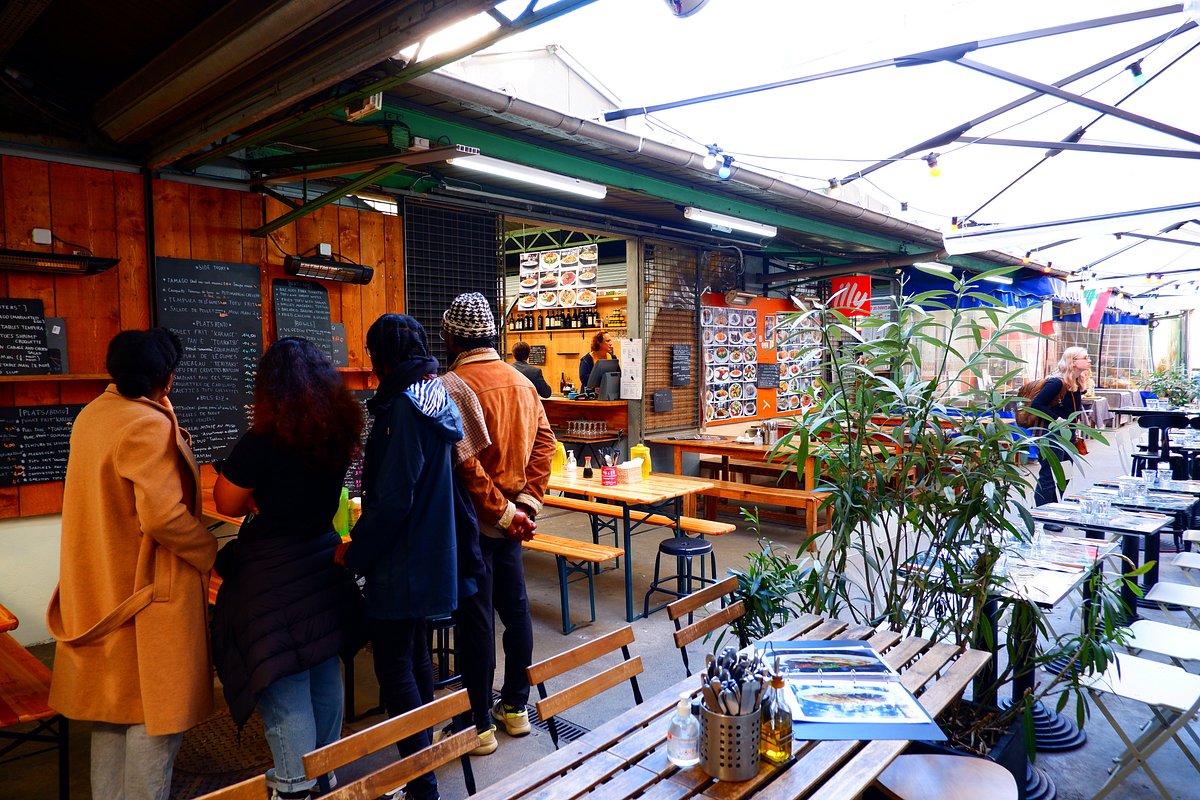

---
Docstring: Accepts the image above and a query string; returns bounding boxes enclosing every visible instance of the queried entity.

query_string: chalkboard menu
[527,345,546,366]
[345,390,374,498]
[758,363,780,389]
[0,404,84,486]
[330,322,349,368]
[0,298,51,375]
[671,344,691,387]
[155,258,262,464]
[272,279,333,359]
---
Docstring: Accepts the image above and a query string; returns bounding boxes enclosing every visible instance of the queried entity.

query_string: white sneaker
[492,701,532,736]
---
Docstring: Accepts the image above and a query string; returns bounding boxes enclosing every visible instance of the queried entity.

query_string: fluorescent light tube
[447,155,607,199]
[913,261,954,274]
[982,275,1014,285]
[683,207,777,237]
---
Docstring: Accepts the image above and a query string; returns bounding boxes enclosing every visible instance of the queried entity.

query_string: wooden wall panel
[358,210,387,368]
[188,184,244,263]
[2,158,55,314]
[336,206,364,367]
[384,214,405,314]
[153,179,190,259]
[50,164,121,374]
[115,172,150,329]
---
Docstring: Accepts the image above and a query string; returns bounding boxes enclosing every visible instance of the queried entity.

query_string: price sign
[670,344,691,386]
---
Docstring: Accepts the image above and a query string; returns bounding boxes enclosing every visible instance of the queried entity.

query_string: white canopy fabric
[481,0,1200,312]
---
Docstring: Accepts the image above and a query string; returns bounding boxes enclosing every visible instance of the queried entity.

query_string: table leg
[622,505,635,622]
[1002,599,1087,752]
[673,449,683,475]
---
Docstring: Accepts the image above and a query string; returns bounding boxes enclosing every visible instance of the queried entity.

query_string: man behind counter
[510,341,551,398]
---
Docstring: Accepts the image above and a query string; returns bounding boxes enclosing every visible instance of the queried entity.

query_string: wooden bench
[699,455,798,485]
[522,533,624,635]
[698,477,830,544]
[0,602,68,800]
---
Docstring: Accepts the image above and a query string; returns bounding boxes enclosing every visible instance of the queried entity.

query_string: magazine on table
[754,640,945,741]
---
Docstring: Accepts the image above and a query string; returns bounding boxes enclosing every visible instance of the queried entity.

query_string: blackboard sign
[155,258,262,464]
[330,322,349,368]
[670,345,691,387]
[0,298,51,375]
[45,318,68,374]
[0,404,84,486]
[345,390,374,498]
[272,279,333,359]
[758,363,780,389]
[528,345,546,366]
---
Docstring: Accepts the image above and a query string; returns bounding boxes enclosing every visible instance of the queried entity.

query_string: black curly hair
[106,328,184,398]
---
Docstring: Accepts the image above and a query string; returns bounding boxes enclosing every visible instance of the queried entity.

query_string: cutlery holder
[699,706,760,781]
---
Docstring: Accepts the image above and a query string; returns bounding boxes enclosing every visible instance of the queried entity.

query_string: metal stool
[643,536,717,617]
[428,614,459,690]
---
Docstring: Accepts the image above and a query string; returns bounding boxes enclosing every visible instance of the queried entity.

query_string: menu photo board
[700,305,758,423]
[155,258,263,464]
[516,245,599,314]
[775,311,822,414]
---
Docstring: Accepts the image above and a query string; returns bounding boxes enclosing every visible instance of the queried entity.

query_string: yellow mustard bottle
[630,442,651,480]
[551,440,567,475]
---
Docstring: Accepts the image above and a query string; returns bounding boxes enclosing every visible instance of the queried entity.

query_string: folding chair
[1126,619,1200,671]
[301,689,477,799]
[1081,652,1200,800]
[665,575,745,677]
[1144,580,1200,627]
[1174,551,1200,586]
[527,624,643,748]
[193,774,266,800]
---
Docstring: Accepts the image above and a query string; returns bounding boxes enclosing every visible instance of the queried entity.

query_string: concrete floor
[3,425,1199,799]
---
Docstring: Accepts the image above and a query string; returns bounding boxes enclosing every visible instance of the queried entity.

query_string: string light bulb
[1022,251,1031,265]
[1128,60,1147,87]
[702,144,720,171]
[949,216,959,231]
[827,178,842,198]
[717,155,733,180]
[923,152,941,177]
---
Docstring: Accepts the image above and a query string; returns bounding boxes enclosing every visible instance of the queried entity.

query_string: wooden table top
[646,435,791,462]
[547,472,714,505]
[0,601,17,634]
[472,615,990,800]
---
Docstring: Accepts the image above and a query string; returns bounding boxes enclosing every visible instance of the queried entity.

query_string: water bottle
[666,695,700,767]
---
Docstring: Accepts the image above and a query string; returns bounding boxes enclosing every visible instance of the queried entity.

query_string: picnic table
[471,613,991,800]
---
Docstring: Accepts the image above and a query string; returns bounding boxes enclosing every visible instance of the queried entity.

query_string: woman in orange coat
[48,328,216,800]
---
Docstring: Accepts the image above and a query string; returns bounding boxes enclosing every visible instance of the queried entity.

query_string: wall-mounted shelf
[0,373,108,382]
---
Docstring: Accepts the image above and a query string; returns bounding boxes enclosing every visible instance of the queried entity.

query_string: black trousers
[368,617,437,800]
[453,534,534,732]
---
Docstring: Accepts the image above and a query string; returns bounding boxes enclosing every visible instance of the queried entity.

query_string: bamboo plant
[765,266,1141,752]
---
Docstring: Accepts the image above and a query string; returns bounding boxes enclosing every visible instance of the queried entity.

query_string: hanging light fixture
[702,144,721,170]
[923,152,941,177]
[446,155,607,199]
[1128,60,1148,86]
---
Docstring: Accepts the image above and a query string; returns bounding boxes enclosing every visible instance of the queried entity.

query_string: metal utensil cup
[699,706,761,781]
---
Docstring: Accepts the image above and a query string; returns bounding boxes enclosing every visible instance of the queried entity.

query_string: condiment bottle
[666,694,700,767]
[551,441,566,475]
[759,667,793,766]
[582,455,594,479]
[565,450,577,477]
[332,486,350,538]
[630,442,652,480]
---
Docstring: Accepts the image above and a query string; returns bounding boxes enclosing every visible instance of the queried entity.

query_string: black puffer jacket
[211,529,366,727]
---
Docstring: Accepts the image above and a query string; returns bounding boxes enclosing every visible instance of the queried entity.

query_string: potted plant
[760,268,1139,794]
[1138,366,1199,407]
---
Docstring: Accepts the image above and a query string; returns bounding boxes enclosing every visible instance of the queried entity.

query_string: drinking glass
[1158,467,1173,486]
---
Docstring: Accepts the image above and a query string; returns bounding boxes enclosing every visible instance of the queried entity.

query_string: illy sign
[830,275,871,317]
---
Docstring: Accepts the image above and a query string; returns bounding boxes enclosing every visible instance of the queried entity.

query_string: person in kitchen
[578,329,614,387]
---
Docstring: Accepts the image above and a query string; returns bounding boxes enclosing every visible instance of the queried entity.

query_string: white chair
[1125,619,1200,671]
[1081,652,1200,800]
[1173,551,1200,586]
[1144,580,1200,627]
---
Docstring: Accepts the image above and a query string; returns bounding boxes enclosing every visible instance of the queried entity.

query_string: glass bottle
[666,695,700,767]
[759,670,793,766]
[582,455,594,479]
[565,451,577,477]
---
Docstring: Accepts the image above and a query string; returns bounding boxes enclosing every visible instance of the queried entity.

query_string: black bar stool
[643,536,718,617]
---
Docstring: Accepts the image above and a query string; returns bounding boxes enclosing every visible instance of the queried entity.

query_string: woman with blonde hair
[1031,345,1092,505]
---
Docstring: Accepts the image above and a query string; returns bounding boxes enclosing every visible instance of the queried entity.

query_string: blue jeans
[257,655,344,794]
